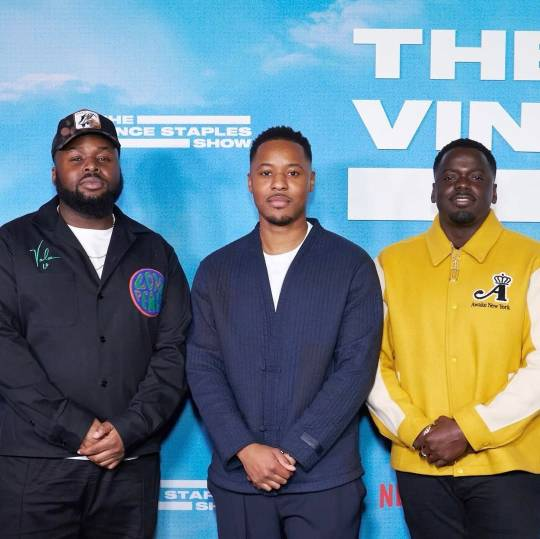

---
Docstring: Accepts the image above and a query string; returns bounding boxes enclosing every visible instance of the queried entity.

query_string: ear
[492,183,497,204]
[309,170,315,192]
[51,166,57,185]
[430,182,436,203]
[247,172,253,193]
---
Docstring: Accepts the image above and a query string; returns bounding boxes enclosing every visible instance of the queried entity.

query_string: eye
[260,169,272,176]
[288,169,300,177]
[97,155,111,162]
[69,155,82,162]
[470,174,484,181]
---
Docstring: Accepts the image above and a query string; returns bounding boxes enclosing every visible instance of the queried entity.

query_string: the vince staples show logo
[159,480,214,512]
[107,114,251,150]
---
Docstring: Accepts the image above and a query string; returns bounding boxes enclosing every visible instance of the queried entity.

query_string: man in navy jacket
[0,110,191,538]
[187,126,382,538]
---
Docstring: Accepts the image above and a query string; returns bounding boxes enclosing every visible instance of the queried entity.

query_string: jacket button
[98,293,104,300]
[100,336,106,343]
[259,426,266,432]
[100,379,108,388]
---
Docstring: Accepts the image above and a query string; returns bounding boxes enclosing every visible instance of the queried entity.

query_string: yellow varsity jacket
[368,211,540,476]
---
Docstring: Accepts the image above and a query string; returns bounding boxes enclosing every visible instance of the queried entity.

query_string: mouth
[267,194,291,209]
[451,194,475,207]
[79,175,106,191]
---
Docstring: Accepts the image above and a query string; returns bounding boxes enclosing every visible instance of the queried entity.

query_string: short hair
[433,138,497,176]
[249,126,312,163]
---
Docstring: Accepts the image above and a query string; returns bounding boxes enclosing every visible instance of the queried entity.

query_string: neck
[259,217,309,255]
[440,213,488,249]
[58,201,114,230]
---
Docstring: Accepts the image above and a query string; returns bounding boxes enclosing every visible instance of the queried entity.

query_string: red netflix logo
[379,483,402,508]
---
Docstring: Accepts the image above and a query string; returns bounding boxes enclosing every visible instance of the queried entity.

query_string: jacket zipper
[450,247,460,282]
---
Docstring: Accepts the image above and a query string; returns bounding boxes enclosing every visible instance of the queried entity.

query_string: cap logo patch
[129,268,164,317]
[74,110,101,130]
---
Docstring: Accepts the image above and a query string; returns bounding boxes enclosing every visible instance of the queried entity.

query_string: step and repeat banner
[1,1,540,537]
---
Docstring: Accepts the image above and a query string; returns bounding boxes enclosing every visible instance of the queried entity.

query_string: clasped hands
[413,416,471,468]
[77,418,125,470]
[237,443,296,492]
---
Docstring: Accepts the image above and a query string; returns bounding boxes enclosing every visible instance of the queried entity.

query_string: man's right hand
[79,418,105,450]
[237,443,296,492]
[414,423,450,467]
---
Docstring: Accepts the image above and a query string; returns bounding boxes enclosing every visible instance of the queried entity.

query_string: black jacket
[0,198,191,457]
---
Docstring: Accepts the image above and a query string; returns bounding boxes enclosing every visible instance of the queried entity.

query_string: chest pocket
[19,271,79,327]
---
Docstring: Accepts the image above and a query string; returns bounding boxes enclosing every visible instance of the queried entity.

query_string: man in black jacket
[0,109,191,538]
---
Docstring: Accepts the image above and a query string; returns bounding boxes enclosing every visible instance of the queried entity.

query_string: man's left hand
[421,416,470,467]
[77,421,125,469]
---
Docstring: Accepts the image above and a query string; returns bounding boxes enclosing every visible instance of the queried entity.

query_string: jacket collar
[244,217,322,317]
[425,210,503,266]
[32,197,150,288]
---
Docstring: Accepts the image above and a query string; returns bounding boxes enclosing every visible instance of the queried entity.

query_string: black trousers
[397,471,540,539]
[0,454,160,539]
[208,479,365,539]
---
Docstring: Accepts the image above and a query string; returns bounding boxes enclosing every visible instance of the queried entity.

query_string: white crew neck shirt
[263,221,313,310]
[68,224,114,278]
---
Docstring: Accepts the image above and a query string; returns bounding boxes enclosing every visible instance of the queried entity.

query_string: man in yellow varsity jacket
[368,138,540,538]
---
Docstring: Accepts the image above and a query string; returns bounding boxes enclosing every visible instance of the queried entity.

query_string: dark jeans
[397,470,540,539]
[0,454,160,538]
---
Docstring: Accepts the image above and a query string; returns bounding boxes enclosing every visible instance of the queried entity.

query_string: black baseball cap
[51,109,121,157]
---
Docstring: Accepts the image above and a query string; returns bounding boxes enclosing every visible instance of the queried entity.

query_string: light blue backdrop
[1,2,540,537]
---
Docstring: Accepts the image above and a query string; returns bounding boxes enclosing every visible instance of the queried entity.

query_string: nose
[271,171,287,190]
[84,158,100,173]
[454,174,470,190]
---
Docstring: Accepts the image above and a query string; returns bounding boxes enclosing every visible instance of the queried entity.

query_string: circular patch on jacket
[129,268,165,317]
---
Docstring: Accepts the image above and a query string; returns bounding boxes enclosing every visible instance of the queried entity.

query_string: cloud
[290,0,420,54]
[257,0,420,73]
[261,52,318,74]
[253,34,317,74]
[0,73,93,102]
[0,4,209,107]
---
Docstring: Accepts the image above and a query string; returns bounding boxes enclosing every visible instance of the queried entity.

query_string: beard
[262,205,305,227]
[55,172,124,219]
[264,214,295,226]
[448,209,476,225]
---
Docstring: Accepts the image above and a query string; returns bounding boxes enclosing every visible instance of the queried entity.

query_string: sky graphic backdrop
[1,2,539,537]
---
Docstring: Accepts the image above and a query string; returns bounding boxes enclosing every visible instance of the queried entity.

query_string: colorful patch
[129,268,165,317]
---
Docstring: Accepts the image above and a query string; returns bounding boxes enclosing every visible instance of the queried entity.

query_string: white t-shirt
[263,222,313,310]
[68,224,114,278]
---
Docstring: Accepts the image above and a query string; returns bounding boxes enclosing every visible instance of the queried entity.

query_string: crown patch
[473,273,512,303]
